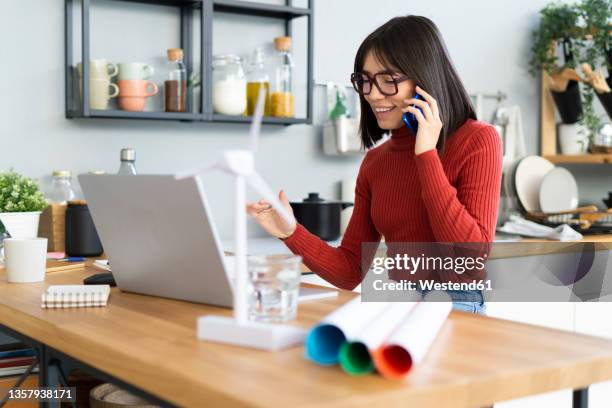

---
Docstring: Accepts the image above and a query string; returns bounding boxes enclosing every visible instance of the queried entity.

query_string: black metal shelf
[212,0,310,19]
[83,110,201,121]
[65,0,314,126]
[104,0,202,8]
[102,0,311,18]
[67,110,308,124]
[212,114,308,124]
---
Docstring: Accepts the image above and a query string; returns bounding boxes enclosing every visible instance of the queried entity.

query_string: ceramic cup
[76,59,118,80]
[117,63,154,80]
[89,79,119,110]
[117,80,158,112]
[4,238,47,283]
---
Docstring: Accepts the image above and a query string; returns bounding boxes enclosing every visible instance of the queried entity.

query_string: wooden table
[2,268,612,408]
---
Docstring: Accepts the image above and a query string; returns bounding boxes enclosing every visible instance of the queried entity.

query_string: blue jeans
[449,290,486,315]
[453,300,486,315]
[420,289,486,315]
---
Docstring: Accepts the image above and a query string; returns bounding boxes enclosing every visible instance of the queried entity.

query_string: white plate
[539,167,578,212]
[514,156,555,212]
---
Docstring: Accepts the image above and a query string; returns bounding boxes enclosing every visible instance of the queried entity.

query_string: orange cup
[117,80,158,112]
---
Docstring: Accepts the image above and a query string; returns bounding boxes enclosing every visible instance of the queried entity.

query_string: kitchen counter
[2,266,612,407]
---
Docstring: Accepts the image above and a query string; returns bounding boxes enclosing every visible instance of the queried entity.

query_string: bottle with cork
[246,48,271,116]
[165,48,187,112]
[271,36,294,118]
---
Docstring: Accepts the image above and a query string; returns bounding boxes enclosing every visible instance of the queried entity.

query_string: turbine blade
[246,171,295,226]
[248,88,266,156]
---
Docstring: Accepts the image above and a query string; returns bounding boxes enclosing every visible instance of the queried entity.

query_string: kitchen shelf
[73,110,202,121]
[105,0,203,7]
[65,0,314,126]
[213,0,311,19]
[211,114,308,124]
[539,69,611,164]
[102,0,312,17]
[544,154,612,164]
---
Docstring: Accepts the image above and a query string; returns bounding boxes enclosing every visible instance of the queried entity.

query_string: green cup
[117,63,154,80]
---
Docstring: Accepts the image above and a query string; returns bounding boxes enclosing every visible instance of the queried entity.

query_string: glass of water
[247,254,302,323]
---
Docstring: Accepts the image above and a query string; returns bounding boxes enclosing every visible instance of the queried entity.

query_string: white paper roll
[338,301,418,375]
[305,296,389,365]
[372,292,452,379]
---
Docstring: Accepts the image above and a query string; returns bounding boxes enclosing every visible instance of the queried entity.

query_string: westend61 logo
[370,253,488,275]
[361,241,612,302]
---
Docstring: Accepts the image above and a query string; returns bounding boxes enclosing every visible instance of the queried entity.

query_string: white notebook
[41,285,110,309]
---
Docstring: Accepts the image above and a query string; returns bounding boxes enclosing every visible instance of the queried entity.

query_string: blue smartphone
[402,93,424,134]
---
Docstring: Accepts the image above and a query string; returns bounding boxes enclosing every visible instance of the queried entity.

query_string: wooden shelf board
[544,154,612,164]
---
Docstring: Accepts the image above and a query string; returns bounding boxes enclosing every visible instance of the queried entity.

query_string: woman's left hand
[402,85,443,155]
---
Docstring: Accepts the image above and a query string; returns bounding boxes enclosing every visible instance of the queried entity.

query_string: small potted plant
[576,0,612,127]
[530,3,583,125]
[0,171,48,238]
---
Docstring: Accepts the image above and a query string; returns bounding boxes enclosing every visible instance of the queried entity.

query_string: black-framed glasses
[350,72,410,96]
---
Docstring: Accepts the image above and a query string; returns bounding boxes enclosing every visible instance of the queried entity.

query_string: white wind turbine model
[175,90,306,350]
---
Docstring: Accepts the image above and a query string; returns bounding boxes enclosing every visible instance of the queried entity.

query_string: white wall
[0,0,610,239]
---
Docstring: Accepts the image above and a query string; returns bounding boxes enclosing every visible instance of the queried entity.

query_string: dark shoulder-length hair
[354,15,476,150]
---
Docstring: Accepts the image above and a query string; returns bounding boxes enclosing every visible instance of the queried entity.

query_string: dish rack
[526,205,612,234]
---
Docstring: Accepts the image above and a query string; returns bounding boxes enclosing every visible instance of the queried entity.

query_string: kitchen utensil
[538,167,578,212]
[289,193,353,241]
[322,117,362,155]
[514,156,555,212]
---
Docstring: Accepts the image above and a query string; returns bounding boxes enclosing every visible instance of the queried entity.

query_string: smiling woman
[247,15,503,315]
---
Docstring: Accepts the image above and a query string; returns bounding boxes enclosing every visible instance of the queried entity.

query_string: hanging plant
[529,2,581,76]
[575,0,612,137]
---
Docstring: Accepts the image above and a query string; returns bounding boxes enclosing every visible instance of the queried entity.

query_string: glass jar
[246,48,271,116]
[165,48,187,112]
[595,123,612,147]
[48,170,76,204]
[271,36,295,118]
[212,54,247,116]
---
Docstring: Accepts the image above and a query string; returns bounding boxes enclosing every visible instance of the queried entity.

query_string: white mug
[4,238,47,283]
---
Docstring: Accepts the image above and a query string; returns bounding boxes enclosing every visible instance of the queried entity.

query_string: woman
[247,15,502,314]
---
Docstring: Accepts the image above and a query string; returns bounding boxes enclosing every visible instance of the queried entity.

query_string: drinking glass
[247,255,302,323]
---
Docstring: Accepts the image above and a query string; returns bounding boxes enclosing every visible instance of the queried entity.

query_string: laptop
[79,174,234,307]
[79,174,338,307]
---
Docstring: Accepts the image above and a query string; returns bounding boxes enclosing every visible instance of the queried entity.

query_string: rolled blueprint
[371,292,452,379]
[305,297,389,365]
[339,301,418,375]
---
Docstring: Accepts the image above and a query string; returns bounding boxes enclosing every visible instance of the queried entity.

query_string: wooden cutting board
[0,259,86,274]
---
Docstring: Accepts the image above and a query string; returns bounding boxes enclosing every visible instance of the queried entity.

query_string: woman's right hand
[246,190,297,239]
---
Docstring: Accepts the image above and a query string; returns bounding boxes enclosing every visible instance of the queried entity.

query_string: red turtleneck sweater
[283,119,502,290]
